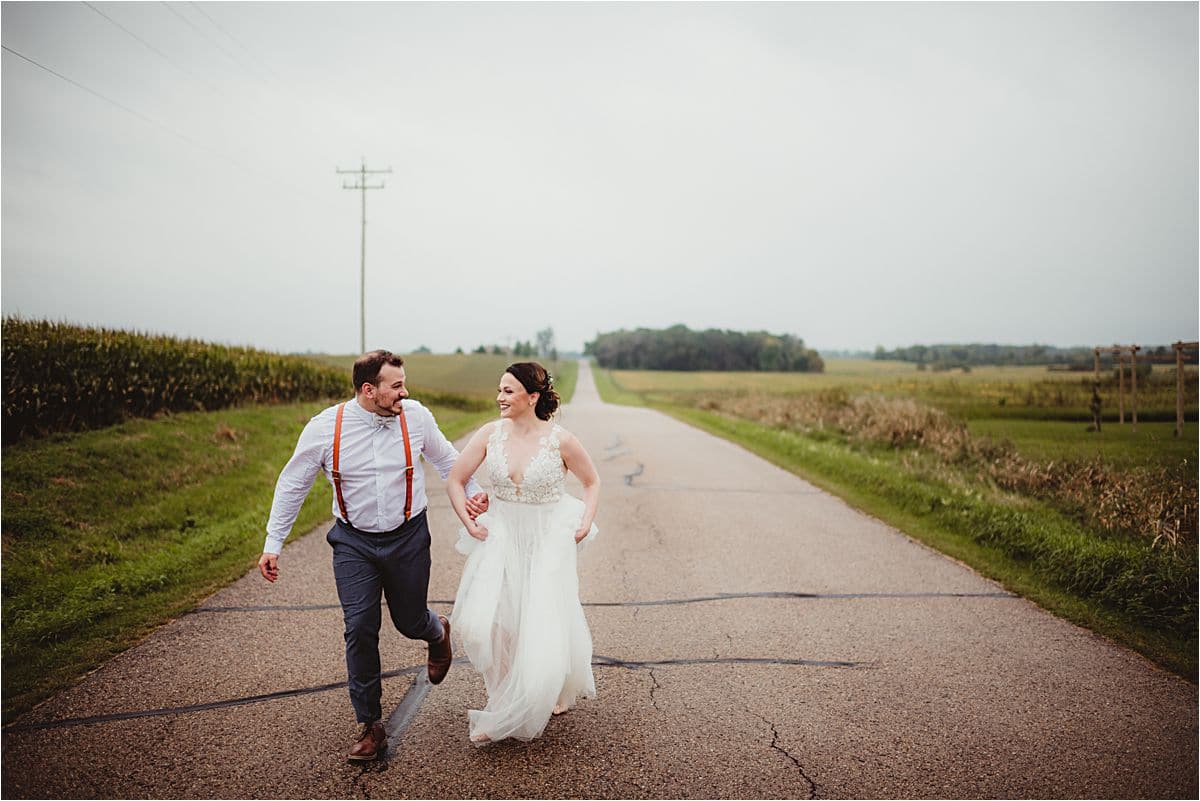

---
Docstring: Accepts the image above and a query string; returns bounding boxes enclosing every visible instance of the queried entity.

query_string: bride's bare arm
[449,424,493,539]
[559,430,600,542]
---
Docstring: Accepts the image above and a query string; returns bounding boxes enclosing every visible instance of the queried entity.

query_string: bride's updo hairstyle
[506,362,560,421]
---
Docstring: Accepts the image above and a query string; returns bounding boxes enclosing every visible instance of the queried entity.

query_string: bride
[447,361,600,744]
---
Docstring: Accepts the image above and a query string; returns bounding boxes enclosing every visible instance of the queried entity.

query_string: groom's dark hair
[353,350,405,394]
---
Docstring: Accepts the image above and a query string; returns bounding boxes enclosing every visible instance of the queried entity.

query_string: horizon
[5,312,1191,359]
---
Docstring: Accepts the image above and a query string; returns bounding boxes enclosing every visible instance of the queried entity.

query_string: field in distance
[614,357,1187,393]
[609,358,1197,465]
[310,353,578,403]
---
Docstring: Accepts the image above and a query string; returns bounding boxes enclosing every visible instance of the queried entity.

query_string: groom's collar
[348,396,403,422]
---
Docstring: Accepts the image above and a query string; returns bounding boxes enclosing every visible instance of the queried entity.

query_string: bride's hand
[574,526,589,544]
[468,520,489,541]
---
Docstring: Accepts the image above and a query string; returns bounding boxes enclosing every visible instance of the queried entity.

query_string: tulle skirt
[450,495,598,744]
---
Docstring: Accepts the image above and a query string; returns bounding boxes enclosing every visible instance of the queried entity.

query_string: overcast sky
[3,1,1197,355]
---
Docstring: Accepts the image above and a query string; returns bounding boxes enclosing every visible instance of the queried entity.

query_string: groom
[258,349,488,761]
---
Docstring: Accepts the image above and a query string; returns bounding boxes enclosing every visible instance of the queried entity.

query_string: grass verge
[594,370,1197,681]
[551,359,579,404]
[1,400,493,723]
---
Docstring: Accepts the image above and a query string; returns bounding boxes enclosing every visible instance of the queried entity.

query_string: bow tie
[373,416,394,429]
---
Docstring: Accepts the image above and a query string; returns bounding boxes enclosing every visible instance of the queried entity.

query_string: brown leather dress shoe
[427,615,452,685]
[347,721,386,761]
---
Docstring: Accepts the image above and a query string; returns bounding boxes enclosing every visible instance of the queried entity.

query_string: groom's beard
[369,396,403,416]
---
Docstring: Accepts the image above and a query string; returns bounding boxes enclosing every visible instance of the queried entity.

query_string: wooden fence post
[1177,342,1185,438]
[1130,344,1139,432]
[1117,347,1125,425]
[1175,341,1199,438]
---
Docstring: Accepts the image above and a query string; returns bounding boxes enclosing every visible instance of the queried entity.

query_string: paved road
[3,361,1196,798]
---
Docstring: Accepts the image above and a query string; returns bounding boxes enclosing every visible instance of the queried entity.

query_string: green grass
[591,364,644,406]
[611,360,1090,393]
[967,419,1198,469]
[594,368,1198,681]
[608,363,1197,472]
[1,399,493,723]
[551,360,578,405]
[610,361,1198,425]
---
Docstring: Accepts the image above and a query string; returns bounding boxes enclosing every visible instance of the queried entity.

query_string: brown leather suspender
[331,402,415,526]
[332,403,350,524]
[398,407,415,521]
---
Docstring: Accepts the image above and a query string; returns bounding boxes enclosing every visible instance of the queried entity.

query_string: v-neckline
[499,420,551,488]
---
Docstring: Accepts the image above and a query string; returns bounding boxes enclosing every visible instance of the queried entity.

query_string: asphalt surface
[3,361,1196,799]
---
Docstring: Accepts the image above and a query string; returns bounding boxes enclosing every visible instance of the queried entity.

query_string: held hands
[465,492,490,539]
[467,520,490,542]
[465,492,490,519]
[258,553,279,583]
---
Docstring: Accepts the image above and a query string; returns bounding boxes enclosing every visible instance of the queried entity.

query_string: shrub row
[691,390,1198,552]
[2,318,349,443]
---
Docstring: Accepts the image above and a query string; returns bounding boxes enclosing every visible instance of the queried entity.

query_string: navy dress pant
[327,512,444,723]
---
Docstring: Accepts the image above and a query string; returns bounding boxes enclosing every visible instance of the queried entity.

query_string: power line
[0,42,319,200]
[148,2,383,177]
[148,5,414,277]
[2,43,176,135]
[175,1,380,152]
[188,1,285,85]
[80,2,304,142]
[83,2,182,70]
[159,1,265,81]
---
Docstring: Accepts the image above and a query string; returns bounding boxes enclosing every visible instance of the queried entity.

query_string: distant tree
[474,345,488,354]
[455,347,464,354]
[535,327,556,358]
[414,345,432,354]
[491,345,504,356]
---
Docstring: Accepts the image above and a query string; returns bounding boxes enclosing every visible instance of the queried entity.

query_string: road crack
[350,756,387,797]
[756,713,817,799]
[648,668,663,712]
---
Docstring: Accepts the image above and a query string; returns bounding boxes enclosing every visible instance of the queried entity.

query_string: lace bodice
[485,420,566,504]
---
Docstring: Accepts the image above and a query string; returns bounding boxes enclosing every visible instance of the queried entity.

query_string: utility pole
[337,158,392,353]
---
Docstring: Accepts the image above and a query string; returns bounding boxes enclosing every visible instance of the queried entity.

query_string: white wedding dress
[451,419,598,744]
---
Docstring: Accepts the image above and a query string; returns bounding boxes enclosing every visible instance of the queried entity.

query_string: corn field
[2,318,348,443]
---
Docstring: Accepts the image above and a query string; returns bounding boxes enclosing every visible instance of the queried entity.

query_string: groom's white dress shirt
[264,398,483,555]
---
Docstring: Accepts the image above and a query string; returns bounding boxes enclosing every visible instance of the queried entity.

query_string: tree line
[468,327,558,360]
[586,325,824,372]
[874,343,1198,369]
